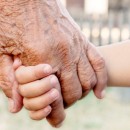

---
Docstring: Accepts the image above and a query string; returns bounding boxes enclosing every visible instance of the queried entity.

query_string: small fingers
[23,88,59,111]
[21,74,66,127]
[29,106,52,120]
[19,75,55,98]
[15,64,52,84]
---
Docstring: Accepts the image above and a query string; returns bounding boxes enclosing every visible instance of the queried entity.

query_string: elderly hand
[0,0,107,127]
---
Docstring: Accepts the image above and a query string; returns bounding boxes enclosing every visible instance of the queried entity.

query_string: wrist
[97,46,110,86]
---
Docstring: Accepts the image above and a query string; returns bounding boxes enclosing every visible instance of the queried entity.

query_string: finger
[23,88,59,111]
[59,65,82,108]
[78,49,97,94]
[93,70,107,99]
[11,81,23,113]
[46,75,65,128]
[0,55,23,113]
[29,106,52,120]
[13,56,22,70]
[77,52,97,98]
[86,43,108,99]
[15,64,52,84]
[19,75,54,98]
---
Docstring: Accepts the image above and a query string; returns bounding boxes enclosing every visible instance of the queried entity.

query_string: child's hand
[15,64,65,128]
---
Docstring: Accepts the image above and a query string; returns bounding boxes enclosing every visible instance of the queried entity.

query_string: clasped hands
[0,0,107,128]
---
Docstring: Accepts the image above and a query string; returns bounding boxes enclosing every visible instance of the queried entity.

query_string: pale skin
[98,40,130,87]
[14,40,130,127]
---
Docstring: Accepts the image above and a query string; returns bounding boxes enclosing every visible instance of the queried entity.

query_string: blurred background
[63,0,130,45]
[0,0,130,130]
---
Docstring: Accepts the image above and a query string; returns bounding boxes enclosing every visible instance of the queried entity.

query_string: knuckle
[94,57,105,71]
[64,90,82,107]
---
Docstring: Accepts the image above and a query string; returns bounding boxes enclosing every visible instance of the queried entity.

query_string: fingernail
[50,89,59,100]
[44,106,52,114]
[44,65,52,74]
[50,76,58,86]
[101,90,106,99]
[8,98,15,113]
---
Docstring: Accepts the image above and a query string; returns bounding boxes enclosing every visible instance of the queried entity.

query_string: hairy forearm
[98,40,130,87]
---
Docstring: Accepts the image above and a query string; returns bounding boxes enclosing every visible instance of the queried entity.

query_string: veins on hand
[0,1,25,55]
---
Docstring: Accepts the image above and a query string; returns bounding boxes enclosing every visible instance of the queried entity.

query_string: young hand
[15,64,65,127]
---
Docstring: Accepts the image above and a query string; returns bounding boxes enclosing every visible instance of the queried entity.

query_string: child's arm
[98,40,130,87]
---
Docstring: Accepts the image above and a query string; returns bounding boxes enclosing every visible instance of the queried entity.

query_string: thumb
[10,81,23,113]
[13,56,22,70]
[0,55,23,113]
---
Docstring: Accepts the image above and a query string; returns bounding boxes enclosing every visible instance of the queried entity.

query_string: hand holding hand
[0,0,107,113]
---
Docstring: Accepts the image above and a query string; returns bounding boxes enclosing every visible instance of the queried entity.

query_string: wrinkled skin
[0,0,107,127]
